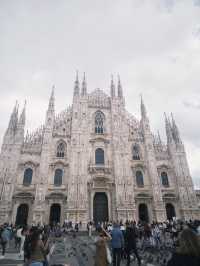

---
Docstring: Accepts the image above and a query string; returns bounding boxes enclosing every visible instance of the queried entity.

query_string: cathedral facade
[0,75,199,226]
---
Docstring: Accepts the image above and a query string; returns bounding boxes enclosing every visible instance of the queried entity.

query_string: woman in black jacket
[124,224,141,266]
[167,228,200,266]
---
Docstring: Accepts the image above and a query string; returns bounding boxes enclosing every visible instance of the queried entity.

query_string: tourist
[111,222,124,266]
[167,228,200,266]
[88,221,93,237]
[23,227,32,265]
[19,226,26,258]
[28,229,49,266]
[124,223,141,266]
[0,224,10,259]
[94,226,112,266]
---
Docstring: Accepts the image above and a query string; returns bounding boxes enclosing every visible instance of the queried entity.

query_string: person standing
[111,222,124,266]
[124,223,141,266]
[29,229,49,266]
[94,227,112,266]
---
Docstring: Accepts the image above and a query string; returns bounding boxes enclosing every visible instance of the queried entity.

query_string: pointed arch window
[136,170,144,187]
[54,169,63,186]
[161,172,169,187]
[95,148,105,165]
[132,144,140,160]
[23,168,33,186]
[56,142,65,158]
[95,111,104,134]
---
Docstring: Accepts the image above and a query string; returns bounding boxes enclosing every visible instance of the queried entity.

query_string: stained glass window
[23,168,33,186]
[95,111,104,134]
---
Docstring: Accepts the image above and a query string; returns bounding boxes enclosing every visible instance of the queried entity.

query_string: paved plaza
[0,231,174,266]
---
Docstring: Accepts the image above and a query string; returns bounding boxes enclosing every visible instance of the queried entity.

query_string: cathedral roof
[88,88,111,109]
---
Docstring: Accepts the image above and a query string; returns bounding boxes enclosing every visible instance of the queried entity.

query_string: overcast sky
[0,0,200,187]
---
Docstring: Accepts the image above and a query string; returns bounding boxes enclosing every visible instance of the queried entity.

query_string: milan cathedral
[0,74,199,226]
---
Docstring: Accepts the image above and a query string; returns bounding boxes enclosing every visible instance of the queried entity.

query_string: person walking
[111,222,124,266]
[124,223,141,266]
[0,224,10,259]
[28,229,49,266]
[94,227,112,266]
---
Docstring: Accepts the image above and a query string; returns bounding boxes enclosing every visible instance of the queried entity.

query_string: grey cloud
[183,101,200,109]
[0,0,200,186]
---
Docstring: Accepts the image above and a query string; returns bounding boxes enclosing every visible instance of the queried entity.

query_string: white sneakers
[0,255,5,259]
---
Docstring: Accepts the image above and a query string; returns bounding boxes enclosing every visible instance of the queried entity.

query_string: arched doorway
[166,203,176,220]
[138,203,149,222]
[15,204,29,226]
[93,192,108,224]
[49,204,61,225]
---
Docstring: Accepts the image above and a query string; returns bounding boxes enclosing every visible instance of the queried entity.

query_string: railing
[88,164,112,174]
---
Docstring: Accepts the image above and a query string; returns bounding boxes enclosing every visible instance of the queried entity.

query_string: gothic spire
[171,113,182,143]
[157,130,162,145]
[74,70,80,96]
[18,100,26,126]
[140,95,147,120]
[117,75,123,98]
[110,74,115,98]
[81,72,87,96]
[164,113,173,143]
[47,86,55,114]
[7,101,19,133]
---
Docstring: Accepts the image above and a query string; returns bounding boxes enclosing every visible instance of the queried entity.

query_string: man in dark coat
[124,224,141,266]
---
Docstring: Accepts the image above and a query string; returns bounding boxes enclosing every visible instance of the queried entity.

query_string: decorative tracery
[95,111,105,134]
[56,142,65,158]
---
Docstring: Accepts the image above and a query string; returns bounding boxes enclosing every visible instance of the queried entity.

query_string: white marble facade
[0,75,199,226]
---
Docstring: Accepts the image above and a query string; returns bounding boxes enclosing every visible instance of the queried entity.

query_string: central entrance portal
[138,203,149,222]
[49,204,61,225]
[15,204,29,226]
[93,192,108,224]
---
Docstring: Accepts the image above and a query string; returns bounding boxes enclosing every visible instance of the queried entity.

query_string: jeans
[29,262,43,266]
[113,248,122,266]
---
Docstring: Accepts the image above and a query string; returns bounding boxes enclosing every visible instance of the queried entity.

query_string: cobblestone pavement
[0,232,173,266]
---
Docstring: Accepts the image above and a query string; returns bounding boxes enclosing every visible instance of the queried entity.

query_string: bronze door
[15,204,29,226]
[93,192,108,224]
[49,204,61,225]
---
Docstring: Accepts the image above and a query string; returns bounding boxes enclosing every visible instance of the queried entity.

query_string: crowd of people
[93,219,200,266]
[0,219,199,266]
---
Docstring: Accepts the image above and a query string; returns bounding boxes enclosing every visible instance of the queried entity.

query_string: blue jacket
[111,227,124,249]
[1,228,10,242]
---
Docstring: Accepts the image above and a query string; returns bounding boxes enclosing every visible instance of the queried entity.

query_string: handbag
[106,245,112,264]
